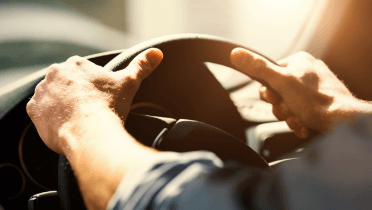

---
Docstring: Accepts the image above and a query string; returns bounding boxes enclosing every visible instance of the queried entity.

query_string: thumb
[230,48,284,92]
[116,48,163,81]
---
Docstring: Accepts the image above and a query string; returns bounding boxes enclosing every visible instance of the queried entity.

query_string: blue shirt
[107,151,280,210]
[107,115,372,210]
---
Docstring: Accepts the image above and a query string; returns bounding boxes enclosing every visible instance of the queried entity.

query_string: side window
[0,41,100,87]
[0,41,99,71]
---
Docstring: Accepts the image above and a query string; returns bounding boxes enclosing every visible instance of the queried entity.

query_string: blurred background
[7,0,372,142]
[4,1,372,209]
[1,0,357,92]
[4,0,372,152]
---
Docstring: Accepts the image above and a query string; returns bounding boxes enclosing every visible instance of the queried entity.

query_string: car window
[0,41,100,88]
[0,41,100,71]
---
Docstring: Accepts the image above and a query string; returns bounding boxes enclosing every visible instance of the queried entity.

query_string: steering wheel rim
[105,34,280,97]
[58,33,278,210]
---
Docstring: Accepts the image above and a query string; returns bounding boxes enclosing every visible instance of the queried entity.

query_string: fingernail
[259,86,267,92]
[147,48,163,67]
[231,48,247,66]
[263,91,268,101]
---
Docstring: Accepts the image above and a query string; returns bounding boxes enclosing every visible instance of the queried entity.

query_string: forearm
[58,105,159,210]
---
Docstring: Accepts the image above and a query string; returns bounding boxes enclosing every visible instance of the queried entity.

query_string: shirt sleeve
[106,151,280,210]
[108,115,372,210]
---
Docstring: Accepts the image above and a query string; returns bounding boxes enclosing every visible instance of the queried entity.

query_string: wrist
[56,103,159,210]
[327,97,372,130]
[58,103,125,159]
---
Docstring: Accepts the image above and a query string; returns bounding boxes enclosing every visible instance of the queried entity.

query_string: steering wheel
[57,34,282,210]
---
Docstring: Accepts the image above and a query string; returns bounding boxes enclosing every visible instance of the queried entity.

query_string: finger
[230,48,284,88]
[26,98,37,120]
[272,102,292,121]
[32,80,46,101]
[66,55,86,66]
[117,48,163,81]
[259,85,268,102]
[294,126,310,139]
[45,64,61,82]
[26,97,44,124]
[285,116,304,131]
[259,85,279,105]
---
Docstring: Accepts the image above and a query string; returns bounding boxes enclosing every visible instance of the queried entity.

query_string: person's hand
[26,48,163,154]
[230,48,372,138]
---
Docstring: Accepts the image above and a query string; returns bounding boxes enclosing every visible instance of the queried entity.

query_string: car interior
[1,0,372,209]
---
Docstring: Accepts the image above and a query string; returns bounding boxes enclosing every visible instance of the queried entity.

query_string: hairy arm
[60,105,159,210]
[27,48,163,209]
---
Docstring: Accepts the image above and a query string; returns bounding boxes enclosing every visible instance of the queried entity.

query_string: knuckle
[253,58,267,71]
[33,80,48,100]
[26,99,37,118]
[34,80,45,93]
[46,64,60,80]
[134,58,152,75]
[67,55,85,66]
[26,100,33,113]
[297,51,315,61]
[48,63,60,72]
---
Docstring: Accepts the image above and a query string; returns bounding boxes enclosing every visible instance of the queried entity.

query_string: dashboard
[0,98,178,209]
[0,99,40,210]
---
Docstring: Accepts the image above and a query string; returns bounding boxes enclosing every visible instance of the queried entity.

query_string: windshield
[0,0,334,89]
